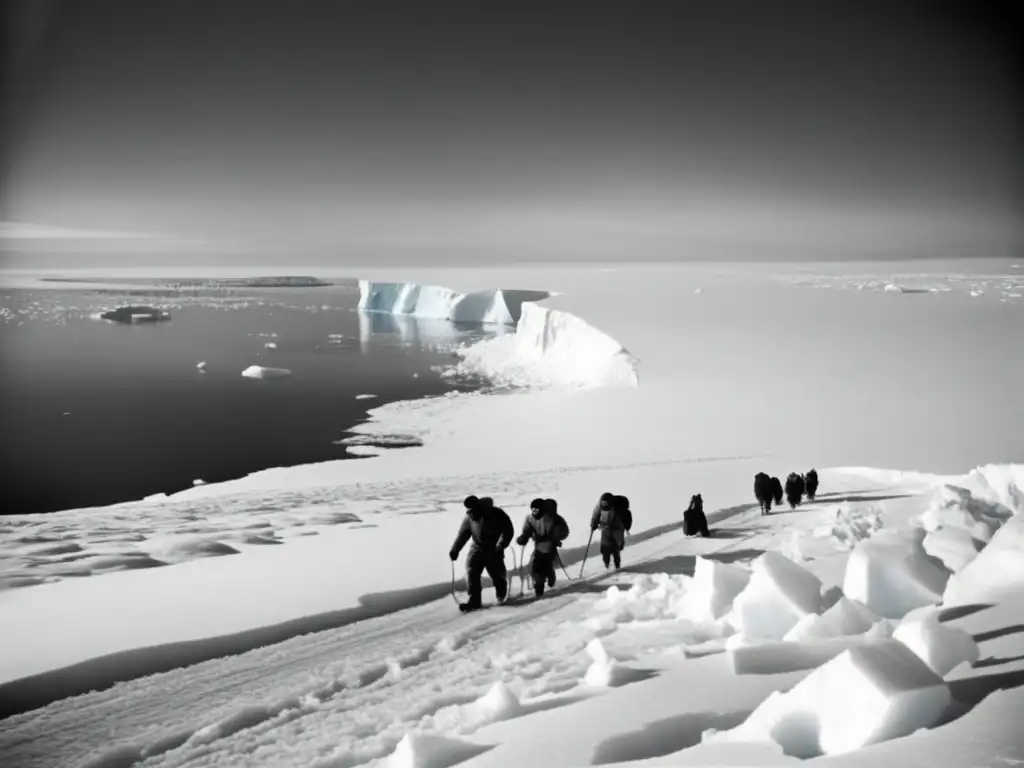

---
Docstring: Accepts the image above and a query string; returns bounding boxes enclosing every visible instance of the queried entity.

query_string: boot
[459,597,482,613]
[534,581,545,599]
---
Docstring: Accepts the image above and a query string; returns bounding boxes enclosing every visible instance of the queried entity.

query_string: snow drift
[359,279,639,389]
[943,513,1024,606]
[706,639,952,757]
[842,528,950,619]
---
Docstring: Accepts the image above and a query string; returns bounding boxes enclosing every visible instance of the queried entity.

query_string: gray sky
[2,0,1022,266]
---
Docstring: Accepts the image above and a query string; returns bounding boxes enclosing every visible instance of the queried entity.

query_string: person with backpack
[516,498,570,598]
[683,493,710,537]
[449,495,515,612]
[590,492,630,569]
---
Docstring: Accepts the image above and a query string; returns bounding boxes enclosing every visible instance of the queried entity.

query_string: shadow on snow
[0,500,759,719]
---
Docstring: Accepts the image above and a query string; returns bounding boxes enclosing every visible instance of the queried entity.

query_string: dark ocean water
[0,279,497,515]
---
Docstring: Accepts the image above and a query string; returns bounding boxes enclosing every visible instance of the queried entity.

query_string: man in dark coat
[683,493,710,537]
[805,469,819,501]
[516,498,570,598]
[784,473,805,509]
[450,495,514,612]
[754,472,773,515]
[591,492,631,569]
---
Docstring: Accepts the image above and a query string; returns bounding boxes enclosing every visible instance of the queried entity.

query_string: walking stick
[519,545,526,597]
[579,528,595,579]
[450,560,461,607]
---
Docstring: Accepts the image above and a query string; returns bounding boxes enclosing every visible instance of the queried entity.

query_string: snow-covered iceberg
[357,280,548,325]
[358,279,639,389]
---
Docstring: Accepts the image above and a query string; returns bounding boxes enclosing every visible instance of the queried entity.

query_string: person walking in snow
[683,493,710,537]
[516,498,570,598]
[591,492,631,570]
[450,495,514,612]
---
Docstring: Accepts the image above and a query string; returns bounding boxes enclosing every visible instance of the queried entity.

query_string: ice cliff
[357,280,548,325]
[357,280,639,389]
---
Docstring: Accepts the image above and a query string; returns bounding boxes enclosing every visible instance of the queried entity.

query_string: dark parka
[516,499,570,590]
[591,494,632,553]
[450,498,515,604]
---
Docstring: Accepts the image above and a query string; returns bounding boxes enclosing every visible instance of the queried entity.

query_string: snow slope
[2,468,1023,768]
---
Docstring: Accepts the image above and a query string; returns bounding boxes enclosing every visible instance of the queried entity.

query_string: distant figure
[805,469,819,501]
[591,492,630,570]
[754,472,773,515]
[449,495,514,612]
[516,498,570,598]
[784,473,805,509]
[683,493,710,537]
[770,476,784,507]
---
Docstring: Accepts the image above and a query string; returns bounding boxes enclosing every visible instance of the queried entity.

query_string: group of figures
[448,492,632,612]
[448,471,821,611]
[754,469,820,515]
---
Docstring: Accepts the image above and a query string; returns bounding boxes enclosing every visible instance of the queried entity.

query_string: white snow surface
[706,639,952,757]
[892,608,980,677]
[841,528,950,619]
[943,513,1024,606]
[1,263,1023,768]
[3,466,1023,768]
[726,552,823,642]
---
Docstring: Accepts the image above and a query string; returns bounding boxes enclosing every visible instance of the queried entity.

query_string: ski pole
[449,560,461,607]
[555,549,573,582]
[579,529,594,579]
[519,545,526,597]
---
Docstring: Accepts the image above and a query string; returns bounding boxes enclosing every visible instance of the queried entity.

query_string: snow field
[2,465,1022,768]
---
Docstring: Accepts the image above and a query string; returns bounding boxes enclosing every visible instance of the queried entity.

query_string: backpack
[621,507,633,532]
[554,513,570,543]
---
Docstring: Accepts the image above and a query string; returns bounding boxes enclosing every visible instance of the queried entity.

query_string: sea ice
[674,556,750,623]
[583,638,621,687]
[842,528,949,619]
[726,552,823,641]
[943,514,1024,606]
[706,639,952,757]
[241,365,292,379]
[892,608,979,676]
[730,622,894,675]
[922,526,983,573]
[783,597,879,642]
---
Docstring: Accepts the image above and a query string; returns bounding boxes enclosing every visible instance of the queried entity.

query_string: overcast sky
[2,0,1022,266]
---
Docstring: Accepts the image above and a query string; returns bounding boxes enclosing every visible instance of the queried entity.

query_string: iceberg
[358,279,639,389]
[241,365,292,380]
[357,280,548,325]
